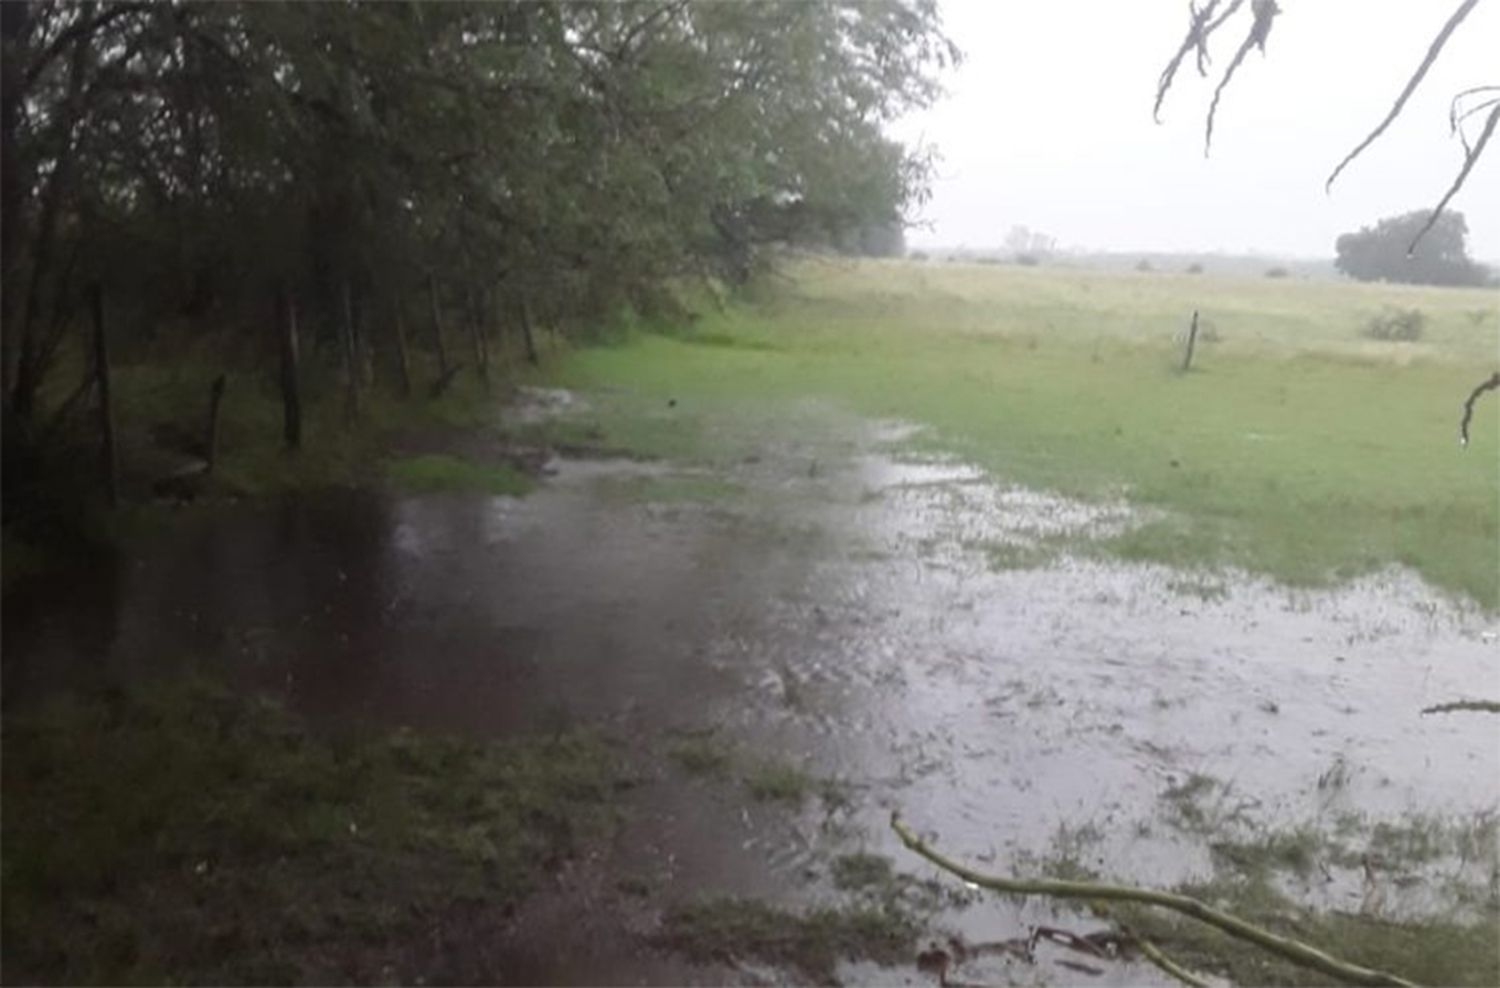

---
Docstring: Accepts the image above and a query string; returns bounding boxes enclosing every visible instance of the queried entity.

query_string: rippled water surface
[6,396,1496,984]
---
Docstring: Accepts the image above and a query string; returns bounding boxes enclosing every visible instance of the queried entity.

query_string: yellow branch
[889,812,1416,988]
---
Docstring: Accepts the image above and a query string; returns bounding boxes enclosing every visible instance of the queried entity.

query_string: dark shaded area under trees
[0,0,955,525]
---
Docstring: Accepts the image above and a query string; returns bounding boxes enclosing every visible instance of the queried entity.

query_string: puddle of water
[4,394,1496,985]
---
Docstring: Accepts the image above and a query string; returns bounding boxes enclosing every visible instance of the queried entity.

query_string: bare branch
[1458,370,1500,447]
[1408,100,1499,253]
[1204,0,1279,156]
[1154,0,1242,123]
[1450,87,1500,154]
[1326,0,1481,191]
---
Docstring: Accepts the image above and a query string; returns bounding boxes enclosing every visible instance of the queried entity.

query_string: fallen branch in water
[1131,928,1210,988]
[890,812,1416,988]
[1459,371,1499,446]
[1421,699,1500,715]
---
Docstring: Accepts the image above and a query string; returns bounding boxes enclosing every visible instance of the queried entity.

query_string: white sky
[892,0,1500,260]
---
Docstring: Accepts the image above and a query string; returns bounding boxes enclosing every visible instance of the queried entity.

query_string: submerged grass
[0,678,617,985]
[1119,874,1500,987]
[386,452,534,496]
[553,258,1499,607]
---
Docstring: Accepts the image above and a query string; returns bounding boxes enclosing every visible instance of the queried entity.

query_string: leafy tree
[0,0,957,442]
[1003,225,1057,262]
[1334,210,1491,287]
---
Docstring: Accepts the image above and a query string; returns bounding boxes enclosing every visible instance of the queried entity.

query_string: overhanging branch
[1459,370,1500,446]
[1326,0,1481,191]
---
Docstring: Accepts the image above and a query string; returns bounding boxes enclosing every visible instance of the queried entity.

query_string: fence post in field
[1181,309,1200,373]
[277,286,302,451]
[88,283,117,507]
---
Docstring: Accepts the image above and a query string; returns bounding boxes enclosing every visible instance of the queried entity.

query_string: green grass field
[557,258,1499,608]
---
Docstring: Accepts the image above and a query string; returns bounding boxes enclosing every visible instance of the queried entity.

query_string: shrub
[1135,259,1154,273]
[1362,306,1425,342]
[908,250,928,261]
[1014,253,1041,267]
[1265,266,1290,278]
[1186,263,1204,274]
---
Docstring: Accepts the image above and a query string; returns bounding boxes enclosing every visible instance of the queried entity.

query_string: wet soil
[4,390,1496,985]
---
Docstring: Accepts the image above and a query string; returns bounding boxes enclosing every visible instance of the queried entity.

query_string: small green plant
[1362,306,1425,342]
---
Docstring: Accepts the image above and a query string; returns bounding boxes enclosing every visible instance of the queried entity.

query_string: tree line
[1,1,954,453]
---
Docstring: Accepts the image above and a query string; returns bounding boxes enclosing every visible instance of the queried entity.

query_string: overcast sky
[892,0,1500,260]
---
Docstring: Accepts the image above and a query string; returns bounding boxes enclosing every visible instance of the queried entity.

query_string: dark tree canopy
[0,0,957,434]
[1334,210,1492,288]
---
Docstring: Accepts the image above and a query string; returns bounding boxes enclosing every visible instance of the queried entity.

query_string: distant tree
[1135,259,1155,273]
[1186,263,1205,274]
[846,220,907,258]
[1264,266,1289,279]
[1334,210,1490,287]
[1003,225,1057,262]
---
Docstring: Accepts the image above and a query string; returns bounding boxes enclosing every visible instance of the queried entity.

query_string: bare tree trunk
[205,374,226,475]
[426,272,449,381]
[277,287,302,451]
[392,308,412,399]
[0,3,29,398]
[1180,310,1199,373]
[10,24,91,427]
[340,278,361,423]
[519,297,540,367]
[88,284,117,508]
[467,286,490,390]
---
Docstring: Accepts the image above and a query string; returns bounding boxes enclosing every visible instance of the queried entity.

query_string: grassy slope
[558,258,1499,607]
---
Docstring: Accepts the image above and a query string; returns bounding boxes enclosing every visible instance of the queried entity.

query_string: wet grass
[1,677,618,985]
[386,452,534,496]
[553,258,1499,608]
[1120,873,1500,987]
[744,759,818,804]
[657,897,920,984]
[667,734,736,778]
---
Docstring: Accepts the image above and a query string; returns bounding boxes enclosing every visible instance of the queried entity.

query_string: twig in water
[1421,699,1500,715]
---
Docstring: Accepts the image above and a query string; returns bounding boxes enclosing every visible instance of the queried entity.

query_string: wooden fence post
[1181,309,1200,373]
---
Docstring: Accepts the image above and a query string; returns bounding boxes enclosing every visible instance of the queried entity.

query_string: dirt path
[5,391,1496,984]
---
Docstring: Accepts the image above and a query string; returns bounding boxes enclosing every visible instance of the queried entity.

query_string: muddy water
[5,396,1497,985]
